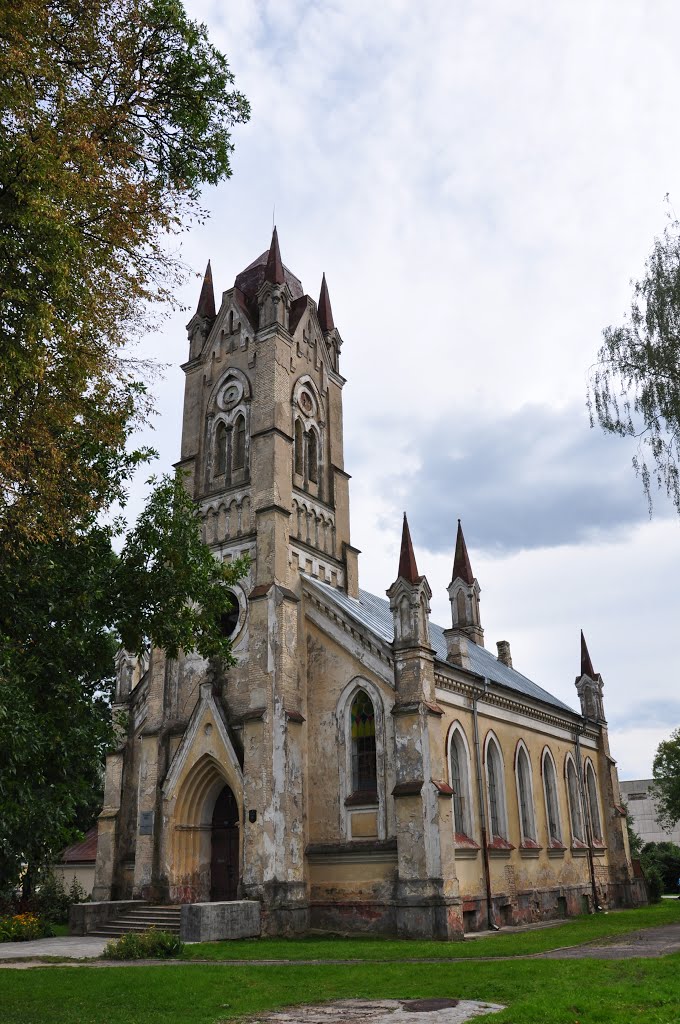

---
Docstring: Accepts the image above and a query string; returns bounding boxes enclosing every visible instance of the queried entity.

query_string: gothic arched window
[307,428,318,483]
[543,749,562,845]
[233,415,246,472]
[350,690,377,796]
[450,726,473,837]
[294,419,304,476]
[585,762,603,841]
[566,757,585,842]
[215,421,227,476]
[516,745,536,843]
[486,736,508,840]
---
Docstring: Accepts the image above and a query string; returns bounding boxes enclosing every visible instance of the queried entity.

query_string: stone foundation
[180,900,260,942]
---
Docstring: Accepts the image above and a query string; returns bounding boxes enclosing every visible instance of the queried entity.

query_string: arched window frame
[484,732,509,842]
[337,678,388,841]
[541,747,563,848]
[514,741,537,845]
[214,421,228,476]
[294,419,304,476]
[565,753,586,844]
[206,369,251,487]
[232,413,246,472]
[292,376,325,496]
[307,425,319,484]
[448,723,475,840]
[584,758,604,843]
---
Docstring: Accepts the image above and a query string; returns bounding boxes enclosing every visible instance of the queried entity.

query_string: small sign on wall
[139,811,154,835]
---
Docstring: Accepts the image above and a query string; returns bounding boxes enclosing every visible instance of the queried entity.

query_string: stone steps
[90,905,182,938]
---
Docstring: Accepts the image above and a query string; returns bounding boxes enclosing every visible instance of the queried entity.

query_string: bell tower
[175,230,357,931]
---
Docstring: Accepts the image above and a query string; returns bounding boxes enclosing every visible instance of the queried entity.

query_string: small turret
[575,631,606,722]
[258,227,290,329]
[317,273,334,332]
[445,520,484,648]
[186,261,217,359]
[386,514,432,650]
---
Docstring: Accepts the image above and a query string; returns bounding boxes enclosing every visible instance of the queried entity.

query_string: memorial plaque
[139,811,154,835]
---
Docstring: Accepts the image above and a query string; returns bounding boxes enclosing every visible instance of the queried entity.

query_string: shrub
[0,913,51,942]
[645,865,664,903]
[103,928,184,960]
[31,873,71,923]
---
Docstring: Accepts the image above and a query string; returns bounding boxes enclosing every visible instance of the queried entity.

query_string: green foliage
[115,473,248,662]
[0,0,249,549]
[103,927,184,960]
[589,201,680,513]
[0,471,247,891]
[621,801,643,857]
[640,841,680,894]
[645,864,664,902]
[0,913,50,942]
[651,727,680,830]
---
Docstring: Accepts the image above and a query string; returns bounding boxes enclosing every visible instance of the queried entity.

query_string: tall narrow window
[215,422,227,476]
[567,758,585,842]
[543,751,562,845]
[585,763,603,841]
[294,419,304,476]
[308,429,318,483]
[351,691,377,795]
[486,738,507,840]
[233,415,246,471]
[450,728,472,837]
[516,746,536,842]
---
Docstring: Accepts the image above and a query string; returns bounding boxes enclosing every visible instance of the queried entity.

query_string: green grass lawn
[2,955,680,1024]
[182,900,680,961]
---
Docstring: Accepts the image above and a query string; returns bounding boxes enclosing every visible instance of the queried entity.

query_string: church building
[93,230,645,937]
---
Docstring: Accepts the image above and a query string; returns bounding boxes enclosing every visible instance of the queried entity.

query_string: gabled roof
[59,827,98,863]
[303,576,577,715]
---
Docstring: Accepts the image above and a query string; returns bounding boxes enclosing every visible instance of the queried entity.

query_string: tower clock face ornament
[220,380,243,409]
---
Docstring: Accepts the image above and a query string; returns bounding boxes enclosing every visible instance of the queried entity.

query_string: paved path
[2,923,680,969]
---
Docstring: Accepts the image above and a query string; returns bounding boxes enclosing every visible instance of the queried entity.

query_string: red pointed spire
[318,273,334,332]
[452,520,474,585]
[398,513,420,584]
[264,227,285,285]
[580,630,596,678]
[196,261,216,319]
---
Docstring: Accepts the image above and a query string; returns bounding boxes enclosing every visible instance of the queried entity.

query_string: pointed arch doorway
[211,784,240,901]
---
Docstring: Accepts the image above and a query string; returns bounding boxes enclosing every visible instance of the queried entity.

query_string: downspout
[473,678,498,930]
[574,727,601,913]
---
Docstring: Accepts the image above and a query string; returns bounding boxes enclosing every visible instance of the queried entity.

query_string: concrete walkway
[2,921,680,969]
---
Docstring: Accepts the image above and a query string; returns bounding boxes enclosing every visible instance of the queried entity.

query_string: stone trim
[345,792,379,807]
[250,425,293,443]
[306,839,397,864]
[392,781,423,797]
[285,709,306,723]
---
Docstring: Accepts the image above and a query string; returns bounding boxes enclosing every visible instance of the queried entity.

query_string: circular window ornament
[299,390,313,414]
[218,590,241,639]
[219,380,243,410]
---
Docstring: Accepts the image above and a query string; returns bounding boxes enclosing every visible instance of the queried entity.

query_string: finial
[398,513,420,584]
[318,272,335,332]
[580,630,596,678]
[264,226,285,285]
[196,260,216,319]
[452,519,474,585]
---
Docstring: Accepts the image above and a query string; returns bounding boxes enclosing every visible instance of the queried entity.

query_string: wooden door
[211,785,239,901]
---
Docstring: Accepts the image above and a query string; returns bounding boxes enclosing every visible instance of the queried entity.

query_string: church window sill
[454,834,480,858]
[519,842,542,858]
[571,846,589,857]
[345,792,379,808]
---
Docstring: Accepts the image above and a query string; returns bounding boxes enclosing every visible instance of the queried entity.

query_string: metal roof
[304,576,577,716]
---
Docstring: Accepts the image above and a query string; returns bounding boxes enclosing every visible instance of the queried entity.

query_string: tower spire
[580,630,596,678]
[264,226,285,285]
[318,273,335,332]
[196,260,216,319]
[452,519,474,585]
[398,513,419,584]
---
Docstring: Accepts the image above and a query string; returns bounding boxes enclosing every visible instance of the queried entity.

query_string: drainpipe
[473,678,498,930]
[574,728,601,913]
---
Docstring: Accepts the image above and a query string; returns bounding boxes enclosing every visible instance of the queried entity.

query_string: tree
[650,727,680,831]
[640,841,680,895]
[589,204,680,513]
[0,471,247,892]
[0,0,249,550]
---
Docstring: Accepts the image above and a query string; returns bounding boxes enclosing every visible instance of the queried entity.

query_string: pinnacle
[398,513,420,584]
[452,519,474,585]
[264,226,285,285]
[318,272,334,332]
[580,630,596,678]
[196,260,216,319]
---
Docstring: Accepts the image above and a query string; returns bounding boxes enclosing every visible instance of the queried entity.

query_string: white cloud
[127,0,680,777]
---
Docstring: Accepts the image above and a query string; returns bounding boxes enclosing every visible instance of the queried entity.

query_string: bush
[645,865,665,903]
[0,913,51,942]
[103,928,184,960]
[31,873,71,923]
[640,841,680,894]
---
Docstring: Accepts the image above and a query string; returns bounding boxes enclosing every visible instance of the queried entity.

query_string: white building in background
[620,780,680,846]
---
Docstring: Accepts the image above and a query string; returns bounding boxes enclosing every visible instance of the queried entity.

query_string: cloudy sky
[131,0,680,780]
